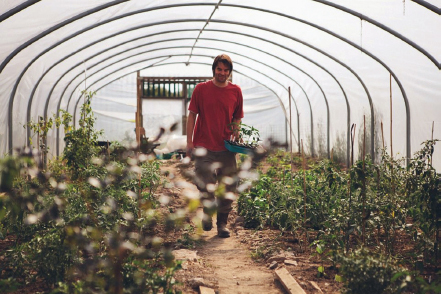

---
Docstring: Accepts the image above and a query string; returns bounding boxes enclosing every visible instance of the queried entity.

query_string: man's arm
[232,118,241,142]
[186,111,197,157]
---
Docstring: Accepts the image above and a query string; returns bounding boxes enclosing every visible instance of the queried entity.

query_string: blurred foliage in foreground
[0,91,183,293]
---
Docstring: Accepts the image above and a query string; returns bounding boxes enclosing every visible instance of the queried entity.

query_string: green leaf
[316,244,323,254]
[335,274,344,282]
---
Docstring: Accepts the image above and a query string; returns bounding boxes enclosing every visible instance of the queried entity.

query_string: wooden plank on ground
[199,286,216,294]
[309,281,324,294]
[275,267,306,294]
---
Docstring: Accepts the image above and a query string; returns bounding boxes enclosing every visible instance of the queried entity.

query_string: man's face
[214,62,230,84]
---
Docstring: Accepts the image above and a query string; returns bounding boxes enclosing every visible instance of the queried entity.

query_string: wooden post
[390,74,396,254]
[136,71,142,146]
[289,87,293,156]
[351,124,356,166]
[138,171,142,219]
[135,71,146,147]
[431,121,435,165]
[347,124,356,251]
[183,82,188,136]
[381,121,385,150]
[289,87,293,173]
[302,139,307,247]
[390,74,393,158]
[432,121,434,141]
[362,115,366,245]
[182,97,187,135]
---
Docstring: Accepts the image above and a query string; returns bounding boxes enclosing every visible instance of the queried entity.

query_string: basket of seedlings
[224,123,260,155]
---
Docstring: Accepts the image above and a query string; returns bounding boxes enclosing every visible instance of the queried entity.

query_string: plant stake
[390,74,396,254]
[362,115,366,245]
[381,121,385,150]
[347,123,356,251]
[289,87,293,164]
[302,139,307,247]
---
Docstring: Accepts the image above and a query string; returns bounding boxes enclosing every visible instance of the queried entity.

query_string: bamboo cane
[138,171,142,220]
[432,121,434,141]
[289,87,293,171]
[381,122,385,150]
[362,115,366,245]
[390,74,393,158]
[390,74,396,254]
[347,124,356,251]
[431,121,438,266]
[431,121,435,165]
[302,139,307,247]
[351,124,356,166]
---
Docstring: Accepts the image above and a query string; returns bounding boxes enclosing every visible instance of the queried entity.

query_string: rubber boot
[202,207,213,231]
[217,213,230,238]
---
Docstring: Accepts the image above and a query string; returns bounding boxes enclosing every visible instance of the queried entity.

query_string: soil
[161,160,283,293]
[159,158,342,294]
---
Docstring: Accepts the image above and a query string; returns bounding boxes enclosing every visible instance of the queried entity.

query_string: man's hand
[186,141,194,158]
[231,119,242,142]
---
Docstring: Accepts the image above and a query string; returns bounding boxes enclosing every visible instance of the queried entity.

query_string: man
[186,54,244,238]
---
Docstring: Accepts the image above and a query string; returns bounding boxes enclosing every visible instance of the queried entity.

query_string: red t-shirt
[188,80,244,151]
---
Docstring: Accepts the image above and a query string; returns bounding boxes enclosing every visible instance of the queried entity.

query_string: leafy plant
[227,122,260,147]
[407,139,440,266]
[63,90,102,179]
[336,248,404,294]
[0,95,187,293]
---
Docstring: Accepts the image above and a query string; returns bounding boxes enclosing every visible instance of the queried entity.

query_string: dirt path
[198,220,282,294]
[162,160,283,293]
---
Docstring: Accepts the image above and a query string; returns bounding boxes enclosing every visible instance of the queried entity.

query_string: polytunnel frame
[38,28,351,163]
[29,17,356,166]
[69,54,300,153]
[36,25,337,165]
[52,21,352,165]
[411,0,441,14]
[16,18,329,159]
[33,12,378,168]
[24,16,363,168]
[62,46,306,147]
[72,60,292,155]
[2,1,439,70]
[6,2,414,163]
[37,36,315,155]
[314,0,441,69]
[0,0,40,22]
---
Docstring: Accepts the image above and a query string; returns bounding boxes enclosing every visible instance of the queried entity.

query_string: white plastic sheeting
[0,0,440,168]
[92,66,286,148]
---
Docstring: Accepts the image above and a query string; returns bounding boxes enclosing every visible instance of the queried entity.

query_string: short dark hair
[212,54,233,77]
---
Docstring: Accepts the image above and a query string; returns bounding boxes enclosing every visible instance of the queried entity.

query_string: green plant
[63,90,102,179]
[0,125,183,293]
[0,278,20,293]
[122,258,182,294]
[336,248,404,294]
[228,122,260,147]
[26,116,54,165]
[26,110,73,169]
[176,224,201,249]
[407,139,440,266]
